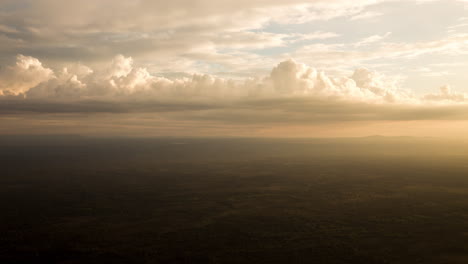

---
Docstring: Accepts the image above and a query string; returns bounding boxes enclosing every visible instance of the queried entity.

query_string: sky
[1,0,468,137]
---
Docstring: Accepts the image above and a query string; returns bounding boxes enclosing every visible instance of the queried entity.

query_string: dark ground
[2,136,468,263]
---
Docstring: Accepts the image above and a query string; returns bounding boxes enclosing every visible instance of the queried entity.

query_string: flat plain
[2,136,468,263]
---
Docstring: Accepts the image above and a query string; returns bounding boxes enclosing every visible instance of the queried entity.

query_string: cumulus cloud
[0,55,54,96]
[423,85,466,102]
[0,54,459,104]
[0,53,466,123]
[0,55,413,104]
[26,68,87,99]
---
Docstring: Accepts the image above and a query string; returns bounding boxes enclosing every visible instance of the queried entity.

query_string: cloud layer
[0,54,416,101]
[1,54,468,130]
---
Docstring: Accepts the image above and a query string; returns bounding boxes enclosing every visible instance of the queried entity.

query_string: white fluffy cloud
[0,55,54,96]
[0,54,462,107]
[423,85,466,102]
[0,55,404,102]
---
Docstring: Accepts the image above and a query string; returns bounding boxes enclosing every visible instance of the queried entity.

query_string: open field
[2,136,468,263]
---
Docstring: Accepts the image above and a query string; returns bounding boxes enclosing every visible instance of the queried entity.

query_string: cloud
[0,0,385,66]
[350,11,383,20]
[1,54,468,138]
[0,55,452,104]
[355,32,392,47]
[0,55,409,103]
[1,0,467,84]
[287,32,340,43]
[0,54,467,127]
[293,33,468,71]
[0,55,54,96]
[423,85,466,102]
